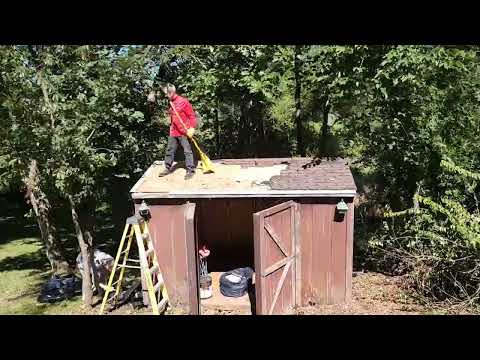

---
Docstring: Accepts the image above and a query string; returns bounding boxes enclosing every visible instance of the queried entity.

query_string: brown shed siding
[135,202,199,314]
[331,205,347,303]
[297,198,354,306]
[345,201,354,302]
[134,196,354,312]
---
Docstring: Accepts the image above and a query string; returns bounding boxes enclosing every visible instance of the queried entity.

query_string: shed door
[254,200,300,315]
[146,201,199,315]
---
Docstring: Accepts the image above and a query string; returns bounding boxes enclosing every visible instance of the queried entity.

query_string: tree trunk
[257,104,266,157]
[79,199,101,297]
[413,180,423,212]
[294,45,305,157]
[24,160,70,274]
[69,196,94,306]
[321,101,330,139]
[215,98,220,157]
[318,98,332,157]
[239,101,249,157]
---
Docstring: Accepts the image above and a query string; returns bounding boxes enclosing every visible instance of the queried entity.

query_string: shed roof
[130,157,357,199]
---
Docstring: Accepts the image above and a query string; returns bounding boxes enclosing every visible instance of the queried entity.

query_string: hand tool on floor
[199,245,210,277]
[170,101,215,174]
[198,245,212,299]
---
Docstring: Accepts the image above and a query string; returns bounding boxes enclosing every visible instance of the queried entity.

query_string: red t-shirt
[168,95,197,137]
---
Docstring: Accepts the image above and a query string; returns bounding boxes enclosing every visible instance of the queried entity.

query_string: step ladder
[99,215,168,315]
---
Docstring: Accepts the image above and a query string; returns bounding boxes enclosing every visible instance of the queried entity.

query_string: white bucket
[199,275,212,299]
[200,286,212,299]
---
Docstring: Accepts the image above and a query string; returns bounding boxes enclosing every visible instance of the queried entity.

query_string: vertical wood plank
[184,202,199,315]
[326,205,334,304]
[313,204,329,303]
[148,205,176,308]
[345,200,354,302]
[331,204,347,303]
[253,212,264,315]
[294,203,302,308]
[300,203,313,305]
[145,203,198,314]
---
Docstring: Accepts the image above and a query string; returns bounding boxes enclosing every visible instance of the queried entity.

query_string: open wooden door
[146,201,199,315]
[254,200,300,315]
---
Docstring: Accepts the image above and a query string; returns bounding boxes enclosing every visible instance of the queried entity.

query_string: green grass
[0,236,84,315]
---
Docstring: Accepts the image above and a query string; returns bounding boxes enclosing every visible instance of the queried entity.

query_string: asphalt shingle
[216,157,356,191]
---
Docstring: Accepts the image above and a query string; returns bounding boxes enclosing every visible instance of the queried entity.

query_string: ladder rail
[99,223,130,314]
[141,221,170,304]
[135,224,160,315]
[114,226,135,299]
[99,216,169,315]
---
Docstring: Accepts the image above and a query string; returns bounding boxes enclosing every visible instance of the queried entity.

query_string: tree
[1,45,71,273]
[343,46,480,210]
[37,45,160,305]
[1,45,162,305]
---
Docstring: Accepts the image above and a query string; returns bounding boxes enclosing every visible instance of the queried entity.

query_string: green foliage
[3,44,480,306]
[1,45,162,205]
[370,159,480,303]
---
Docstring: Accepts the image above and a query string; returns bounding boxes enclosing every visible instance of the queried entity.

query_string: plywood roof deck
[131,158,357,199]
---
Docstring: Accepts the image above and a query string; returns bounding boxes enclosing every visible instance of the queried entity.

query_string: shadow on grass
[0,250,50,272]
[0,219,39,245]
[0,191,135,314]
[5,269,48,301]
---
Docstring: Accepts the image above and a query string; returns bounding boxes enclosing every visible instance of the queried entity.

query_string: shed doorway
[193,199,300,315]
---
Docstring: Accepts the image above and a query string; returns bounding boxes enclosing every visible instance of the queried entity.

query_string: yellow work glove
[186,128,195,138]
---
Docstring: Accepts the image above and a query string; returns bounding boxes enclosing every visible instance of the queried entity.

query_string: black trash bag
[220,267,254,298]
[130,291,145,310]
[115,280,144,310]
[37,275,82,304]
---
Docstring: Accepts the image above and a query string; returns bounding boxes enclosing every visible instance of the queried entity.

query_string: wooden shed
[130,157,356,315]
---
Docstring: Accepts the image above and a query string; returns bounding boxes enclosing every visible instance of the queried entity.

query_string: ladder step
[118,264,141,269]
[158,298,168,313]
[100,283,114,292]
[100,217,168,316]
[149,264,159,274]
[153,279,164,293]
[146,247,154,257]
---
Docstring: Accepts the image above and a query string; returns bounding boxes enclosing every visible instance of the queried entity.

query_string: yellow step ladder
[99,215,168,315]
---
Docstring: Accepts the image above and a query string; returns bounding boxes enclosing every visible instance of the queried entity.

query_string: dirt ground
[35,272,477,315]
[194,272,427,316]
[296,272,422,315]
[98,272,472,315]
[200,272,477,315]
[296,272,477,315]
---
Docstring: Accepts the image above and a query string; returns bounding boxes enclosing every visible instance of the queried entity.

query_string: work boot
[158,168,171,177]
[184,171,195,180]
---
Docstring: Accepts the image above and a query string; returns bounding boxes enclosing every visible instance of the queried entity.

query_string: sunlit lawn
[0,235,86,315]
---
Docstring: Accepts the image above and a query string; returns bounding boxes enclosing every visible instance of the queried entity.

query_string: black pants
[164,136,195,173]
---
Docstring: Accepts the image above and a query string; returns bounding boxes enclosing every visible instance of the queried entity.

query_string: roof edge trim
[131,189,357,199]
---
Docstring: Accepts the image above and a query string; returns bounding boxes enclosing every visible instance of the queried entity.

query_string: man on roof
[149,83,197,180]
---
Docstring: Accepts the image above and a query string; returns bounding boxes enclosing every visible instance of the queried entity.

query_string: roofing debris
[132,158,356,194]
